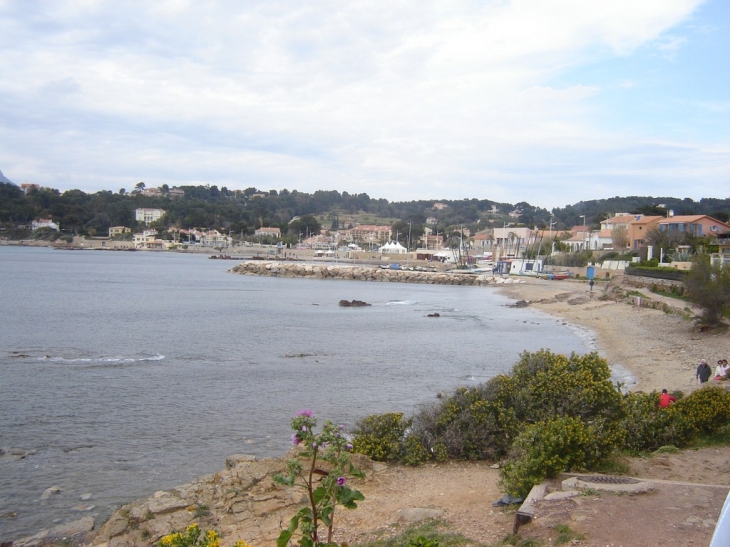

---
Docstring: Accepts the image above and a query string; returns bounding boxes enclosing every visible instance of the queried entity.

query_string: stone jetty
[230,262,526,286]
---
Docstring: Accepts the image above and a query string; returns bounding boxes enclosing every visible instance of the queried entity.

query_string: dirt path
[331,447,730,547]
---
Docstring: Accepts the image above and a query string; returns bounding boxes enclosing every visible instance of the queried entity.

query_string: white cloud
[0,0,725,208]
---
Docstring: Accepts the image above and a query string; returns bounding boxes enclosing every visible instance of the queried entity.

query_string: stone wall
[229,262,526,286]
[623,274,685,290]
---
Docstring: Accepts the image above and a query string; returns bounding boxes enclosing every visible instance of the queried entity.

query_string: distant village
[10,182,729,274]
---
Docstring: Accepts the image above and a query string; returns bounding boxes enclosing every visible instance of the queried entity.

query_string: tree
[611,225,629,249]
[133,182,145,194]
[684,256,730,326]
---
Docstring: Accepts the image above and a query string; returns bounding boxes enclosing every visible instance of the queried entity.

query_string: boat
[541,271,570,280]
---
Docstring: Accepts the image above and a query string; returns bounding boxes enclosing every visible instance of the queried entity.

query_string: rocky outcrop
[12,452,378,547]
[230,262,526,287]
[338,300,371,307]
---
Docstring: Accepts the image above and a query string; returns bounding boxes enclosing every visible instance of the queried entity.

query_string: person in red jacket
[659,389,677,408]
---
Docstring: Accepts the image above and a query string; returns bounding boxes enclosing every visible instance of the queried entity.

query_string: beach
[496,276,730,394]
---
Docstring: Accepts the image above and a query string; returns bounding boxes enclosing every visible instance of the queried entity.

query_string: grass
[554,524,585,545]
[491,534,542,547]
[691,424,730,448]
[653,445,680,454]
[356,520,472,547]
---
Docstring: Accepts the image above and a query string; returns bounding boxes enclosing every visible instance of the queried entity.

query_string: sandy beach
[496,275,730,394]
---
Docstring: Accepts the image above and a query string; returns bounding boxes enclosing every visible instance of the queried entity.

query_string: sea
[0,246,597,540]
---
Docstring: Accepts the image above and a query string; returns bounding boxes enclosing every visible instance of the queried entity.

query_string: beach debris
[492,493,524,507]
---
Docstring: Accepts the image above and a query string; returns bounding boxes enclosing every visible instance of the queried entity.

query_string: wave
[9,353,165,364]
[385,300,419,306]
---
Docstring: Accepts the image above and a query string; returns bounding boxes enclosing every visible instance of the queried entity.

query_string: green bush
[619,391,696,452]
[352,412,411,462]
[408,378,520,461]
[499,417,595,498]
[675,386,730,436]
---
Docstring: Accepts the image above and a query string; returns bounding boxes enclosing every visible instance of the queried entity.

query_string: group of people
[696,358,730,384]
[659,358,730,409]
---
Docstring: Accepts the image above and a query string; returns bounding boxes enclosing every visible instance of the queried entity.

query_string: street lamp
[549,215,557,254]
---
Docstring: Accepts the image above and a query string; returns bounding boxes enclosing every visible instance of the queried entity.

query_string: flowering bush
[619,391,696,452]
[499,416,594,498]
[274,411,365,547]
[157,524,251,547]
[351,412,412,462]
[675,386,730,436]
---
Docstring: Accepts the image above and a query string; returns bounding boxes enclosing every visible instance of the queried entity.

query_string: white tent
[378,241,407,254]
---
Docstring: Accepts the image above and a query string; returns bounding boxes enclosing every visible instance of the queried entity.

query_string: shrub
[352,412,411,462]
[675,386,730,436]
[619,391,696,452]
[499,417,595,498]
[408,376,520,461]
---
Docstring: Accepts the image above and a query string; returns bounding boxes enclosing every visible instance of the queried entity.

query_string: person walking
[697,359,712,384]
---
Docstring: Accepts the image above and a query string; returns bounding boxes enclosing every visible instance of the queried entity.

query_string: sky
[0,0,728,209]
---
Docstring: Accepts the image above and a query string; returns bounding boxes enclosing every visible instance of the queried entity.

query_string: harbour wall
[229,261,526,286]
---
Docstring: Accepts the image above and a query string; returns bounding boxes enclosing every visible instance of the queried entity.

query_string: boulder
[338,300,371,307]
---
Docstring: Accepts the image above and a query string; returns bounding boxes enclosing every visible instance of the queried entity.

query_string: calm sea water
[0,246,594,540]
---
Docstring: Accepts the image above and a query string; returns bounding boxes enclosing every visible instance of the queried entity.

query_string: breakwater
[229,261,525,286]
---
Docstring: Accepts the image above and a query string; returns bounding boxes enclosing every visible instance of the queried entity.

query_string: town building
[31,218,59,231]
[349,225,392,246]
[108,226,131,237]
[254,227,281,238]
[135,208,166,225]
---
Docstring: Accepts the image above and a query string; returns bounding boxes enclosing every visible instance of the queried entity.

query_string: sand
[495,275,730,395]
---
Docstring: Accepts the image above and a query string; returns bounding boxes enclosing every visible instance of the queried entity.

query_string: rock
[226,454,257,469]
[427,313,440,317]
[399,508,444,523]
[338,299,371,307]
[41,486,62,499]
[1,511,18,519]
[49,515,95,539]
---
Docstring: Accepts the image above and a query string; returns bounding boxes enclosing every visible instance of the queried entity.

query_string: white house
[32,218,59,231]
[254,227,281,238]
[135,208,166,225]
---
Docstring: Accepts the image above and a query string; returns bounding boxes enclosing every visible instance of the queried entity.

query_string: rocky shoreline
[229,261,526,286]
[9,452,385,547]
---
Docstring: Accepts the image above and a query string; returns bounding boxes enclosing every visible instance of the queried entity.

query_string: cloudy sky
[0,0,727,209]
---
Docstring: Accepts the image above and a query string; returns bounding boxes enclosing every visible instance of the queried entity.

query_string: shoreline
[229,259,729,395]
[495,276,730,394]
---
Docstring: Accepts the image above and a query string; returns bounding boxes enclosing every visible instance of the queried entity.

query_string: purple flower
[312,442,318,450]
[302,426,307,431]
[291,433,301,445]
[296,409,314,417]
[338,424,346,431]
[345,443,353,451]
[337,477,346,486]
